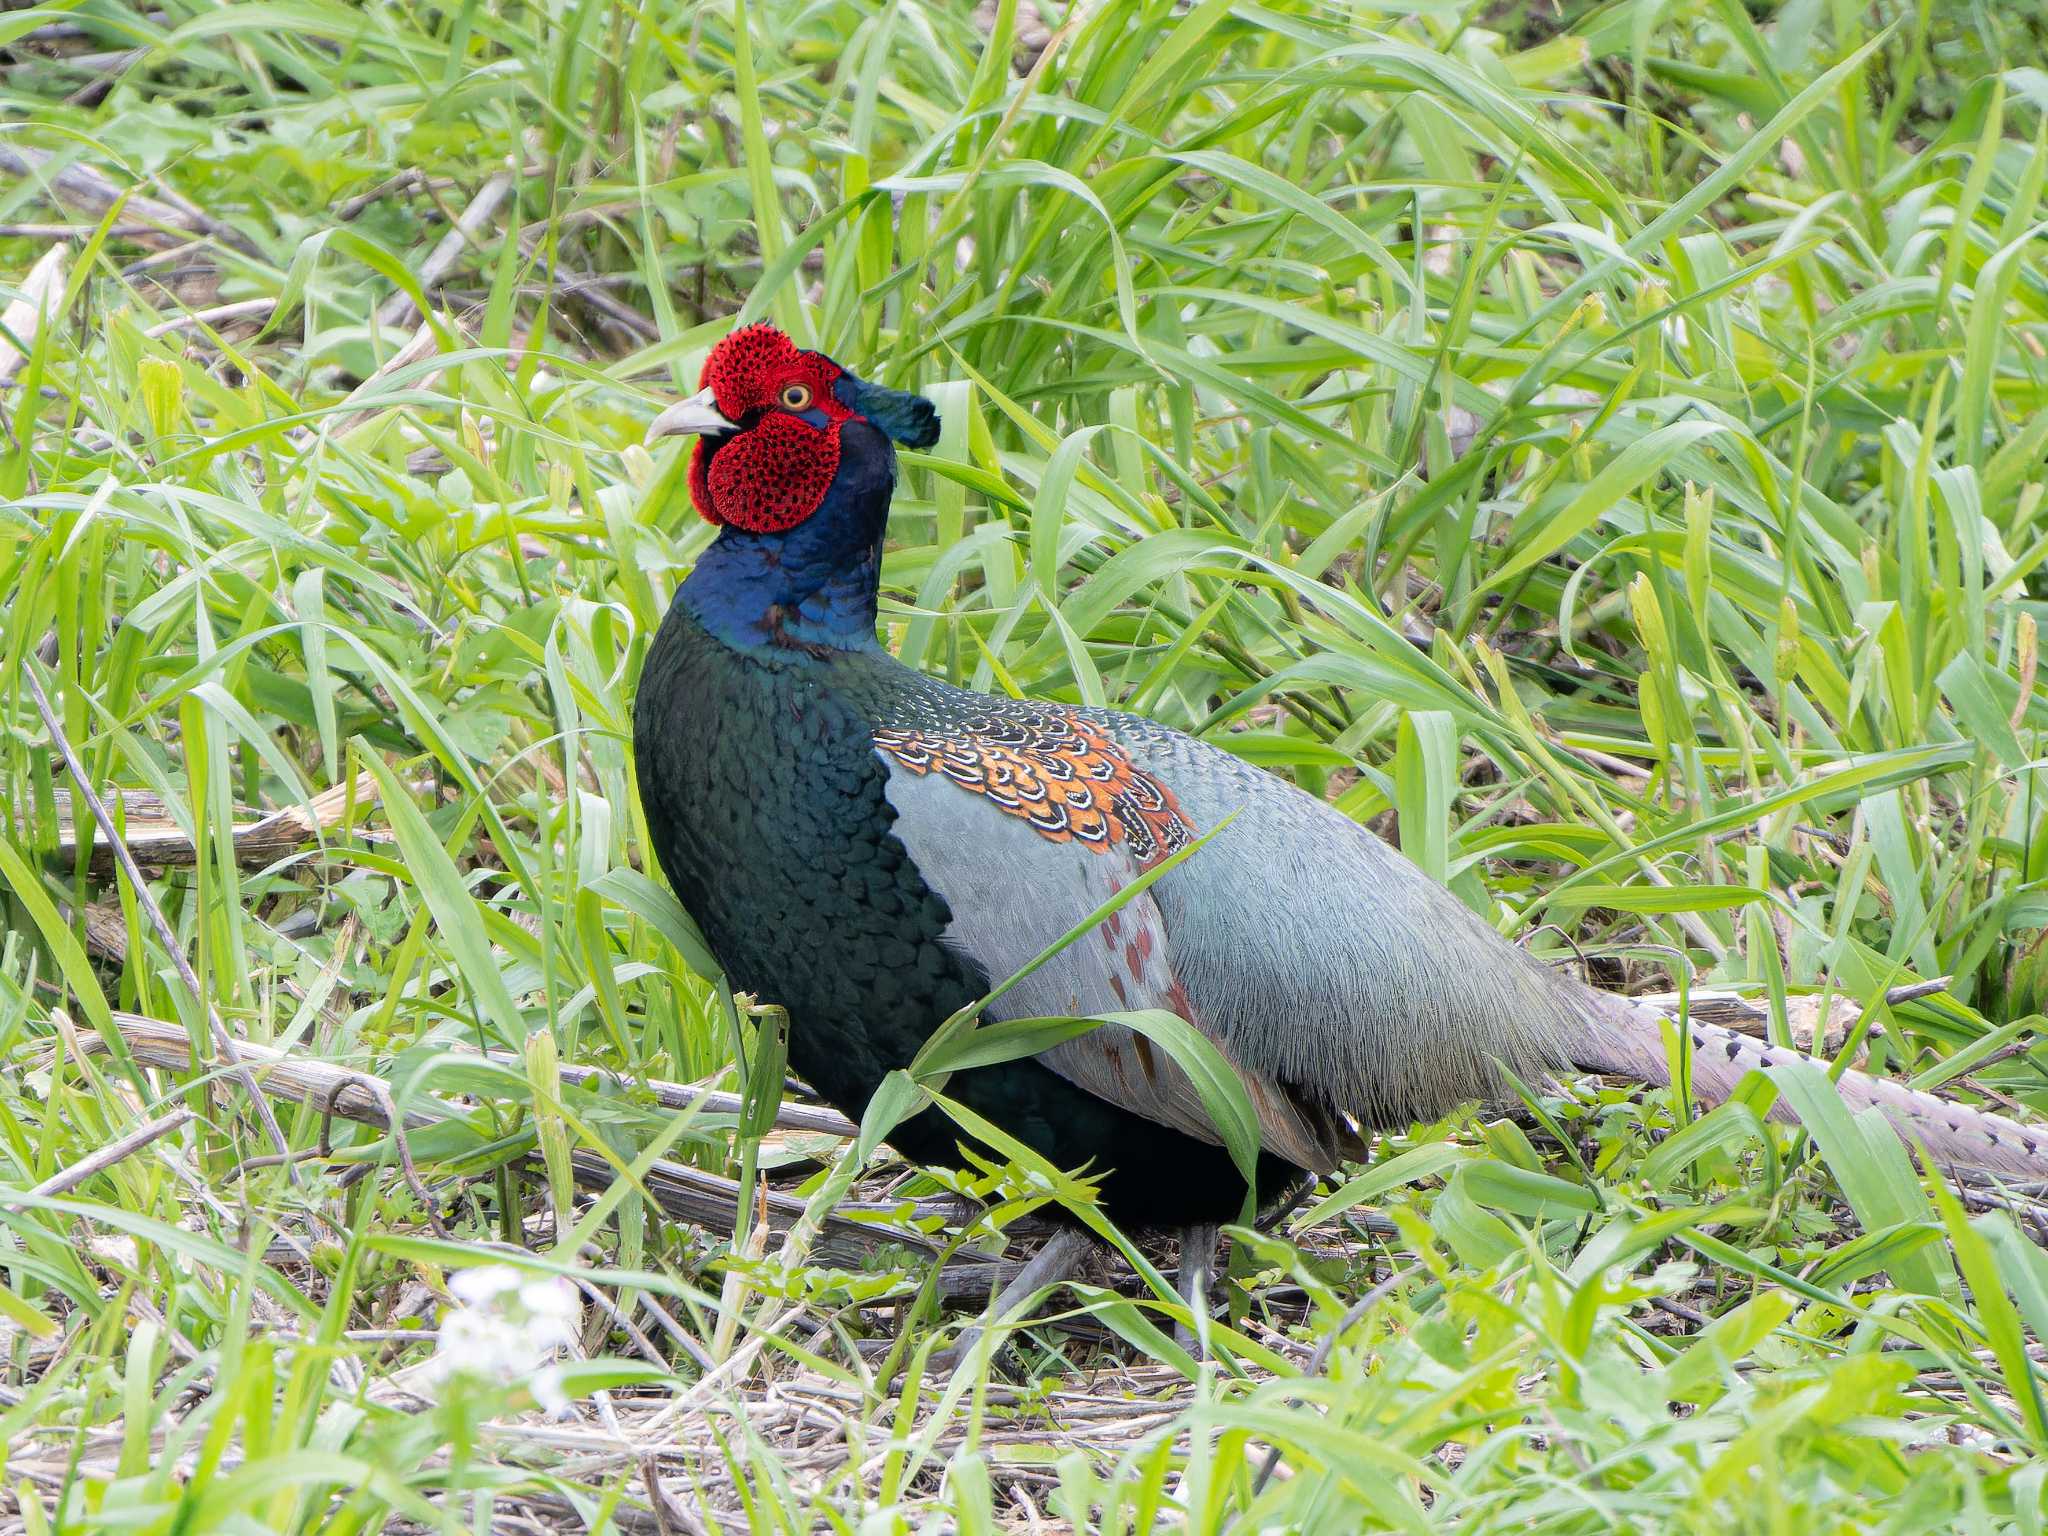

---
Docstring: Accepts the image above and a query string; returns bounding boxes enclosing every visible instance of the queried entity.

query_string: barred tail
[1573,990,2048,1181]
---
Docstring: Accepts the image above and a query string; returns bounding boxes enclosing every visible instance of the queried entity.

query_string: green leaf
[1485,420,1727,589]
[359,751,524,1047]
[1654,1290,1797,1405]
[1293,1143,1475,1229]
[1095,1008,1263,1206]
[1560,883,1769,914]
[0,833,113,1042]
[1393,710,1457,887]
[914,1014,1109,1075]
[586,868,721,980]
[1766,1060,1952,1298]
[1458,1160,1602,1219]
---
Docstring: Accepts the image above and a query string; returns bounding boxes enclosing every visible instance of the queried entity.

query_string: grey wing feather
[1093,712,1584,1124]
[880,761,1346,1171]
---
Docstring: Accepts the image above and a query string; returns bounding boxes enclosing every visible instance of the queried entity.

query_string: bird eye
[779,383,813,411]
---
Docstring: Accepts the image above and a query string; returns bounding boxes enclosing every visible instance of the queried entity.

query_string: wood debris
[82,1011,963,1275]
[0,244,66,386]
[41,771,381,872]
[0,143,258,255]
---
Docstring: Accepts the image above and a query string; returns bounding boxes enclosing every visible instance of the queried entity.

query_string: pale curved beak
[646,386,737,442]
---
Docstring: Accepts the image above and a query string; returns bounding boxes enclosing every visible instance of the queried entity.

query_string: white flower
[449,1266,521,1306]
[431,1264,581,1416]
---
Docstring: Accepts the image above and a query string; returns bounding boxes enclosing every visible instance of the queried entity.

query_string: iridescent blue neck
[676,421,894,653]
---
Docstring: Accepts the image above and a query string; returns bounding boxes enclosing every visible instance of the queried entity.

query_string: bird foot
[1172,1222,1222,1357]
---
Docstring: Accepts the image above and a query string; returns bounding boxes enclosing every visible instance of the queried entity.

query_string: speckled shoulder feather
[872,707,1195,865]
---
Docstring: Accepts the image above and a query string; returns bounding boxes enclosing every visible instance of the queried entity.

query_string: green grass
[4,0,2048,1527]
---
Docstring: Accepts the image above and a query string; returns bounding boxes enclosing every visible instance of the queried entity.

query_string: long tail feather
[1572,988,2048,1181]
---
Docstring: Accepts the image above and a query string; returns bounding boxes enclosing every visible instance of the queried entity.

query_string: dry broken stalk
[88,1012,969,1275]
[1,1106,196,1209]
[142,296,278,340]
[0,244,66,387]
[376,167,517,330]
[324,320,447,436]
[22,665,298,1176]
[46,770,381,873]
[0,143,258,255]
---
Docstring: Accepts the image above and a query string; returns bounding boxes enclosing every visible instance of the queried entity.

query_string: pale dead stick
[376,165,517,330]
[0,143,257,255]
[0,244,66,387]
[0,223,153,237]
[321,319,443,438]
[143,296,277,340]
[4,156,518,351]
[1,1106,195,1209]
[21,665,297,1175]
[91,1012,949,1269]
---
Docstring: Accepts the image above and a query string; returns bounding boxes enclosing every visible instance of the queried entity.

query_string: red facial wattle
[688,323,855,532]
[693,417,844,533]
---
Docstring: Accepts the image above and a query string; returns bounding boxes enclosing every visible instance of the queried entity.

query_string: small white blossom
[431,1264,581,1416]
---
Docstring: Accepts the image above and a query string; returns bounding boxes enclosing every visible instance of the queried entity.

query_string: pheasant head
[648,322,940,533]
[646,324,940,649]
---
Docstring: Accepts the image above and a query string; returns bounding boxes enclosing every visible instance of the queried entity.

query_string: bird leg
[939,1224,1096,1372]
[1173,1222,1221,1355]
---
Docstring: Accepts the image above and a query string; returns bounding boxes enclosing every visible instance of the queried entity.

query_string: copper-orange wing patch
[874,711,1197,865]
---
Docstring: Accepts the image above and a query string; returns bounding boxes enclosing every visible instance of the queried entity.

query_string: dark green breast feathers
[635,621,1306,1224]
[632,322,1590,1229]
